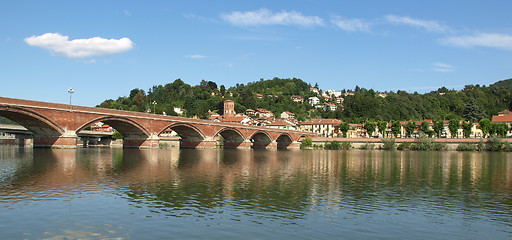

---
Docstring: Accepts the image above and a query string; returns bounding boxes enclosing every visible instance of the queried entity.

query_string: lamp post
[67,88,74,108]
[152,101,157,114]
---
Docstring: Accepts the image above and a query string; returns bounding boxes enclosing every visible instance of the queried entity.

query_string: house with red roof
[299,119,342,137]
[267,119,297,131]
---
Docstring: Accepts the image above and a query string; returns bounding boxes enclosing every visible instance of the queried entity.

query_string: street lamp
[152,101,157,114]
[67,88,75,108]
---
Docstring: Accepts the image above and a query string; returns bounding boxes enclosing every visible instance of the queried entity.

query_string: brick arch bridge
[0,97,316,149]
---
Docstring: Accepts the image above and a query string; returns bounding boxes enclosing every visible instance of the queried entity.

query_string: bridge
[0,97,316,149]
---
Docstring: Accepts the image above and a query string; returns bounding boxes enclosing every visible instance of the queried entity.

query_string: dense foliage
[96,77,512,123]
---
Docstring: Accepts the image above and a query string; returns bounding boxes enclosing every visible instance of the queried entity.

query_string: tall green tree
[338,122,350,138]
[462,121,472,138]
[462,99,486,122]
[377,121,388,138]
[391,120,401,137]
[405,121,416,138]
[448,119,460,138]
[364,121,376,137]
[433,120,444,138]
[496,122,510,138]
[478,119,491,138]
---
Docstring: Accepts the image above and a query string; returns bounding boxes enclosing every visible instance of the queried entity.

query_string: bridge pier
[287,141,301,149]
[181,140,217,149]
[224,139,252,149]
[34,131,78,149]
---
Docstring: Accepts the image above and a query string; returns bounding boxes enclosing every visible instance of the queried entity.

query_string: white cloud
[220,8,324,27]
[440,33,512,51]
[384,15,450,33]
[331,16,370,32]
[186,54,207,59]
[124,10,131,16]
[24,33,134,58]
[432,62,455,72]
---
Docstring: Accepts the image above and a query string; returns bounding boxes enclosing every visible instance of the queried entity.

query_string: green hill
[94,77,512,123]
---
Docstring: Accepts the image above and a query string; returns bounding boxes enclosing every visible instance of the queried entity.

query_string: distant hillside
[489,78,512,90]
[95,77,511,123]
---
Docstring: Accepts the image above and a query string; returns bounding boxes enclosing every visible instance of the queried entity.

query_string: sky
[1,0,511,107]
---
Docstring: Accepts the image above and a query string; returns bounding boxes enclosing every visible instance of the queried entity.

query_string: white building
[308,97,320,106]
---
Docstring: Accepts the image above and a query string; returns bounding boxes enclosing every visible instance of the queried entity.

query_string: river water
[0,146,511,239]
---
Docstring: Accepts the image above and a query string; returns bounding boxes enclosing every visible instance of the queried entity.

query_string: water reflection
[0,146,511,239]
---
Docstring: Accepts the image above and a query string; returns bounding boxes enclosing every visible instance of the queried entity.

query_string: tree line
[96,77,512,124]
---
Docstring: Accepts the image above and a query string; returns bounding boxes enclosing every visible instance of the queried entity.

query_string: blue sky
[1,0,511,107]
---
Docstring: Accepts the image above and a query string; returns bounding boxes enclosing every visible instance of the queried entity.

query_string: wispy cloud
[220,8,324,27]
[24,33,134,58]
[185,54,207,59]
[331,16,370,32]
[440,33,512,51]
[432,62,455,72]
[124,10,131,16]
[384,15,451,33]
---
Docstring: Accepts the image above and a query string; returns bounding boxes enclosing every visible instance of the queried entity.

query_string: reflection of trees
[0,146,511,223]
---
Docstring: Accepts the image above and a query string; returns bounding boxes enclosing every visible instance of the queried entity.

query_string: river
[0,146,511,239]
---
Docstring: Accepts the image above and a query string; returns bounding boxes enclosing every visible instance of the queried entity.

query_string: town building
[299,119,342,138]
[291,95,304,103]
[280,111,295,120]
[223,100,235,118]
[326,90,343,98]
[267,119,297,131]
[255,108,273,118]
[245,109,255,116]
[308,96,319,106]
[324,103,337,111]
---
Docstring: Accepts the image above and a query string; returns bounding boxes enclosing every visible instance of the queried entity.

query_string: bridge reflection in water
[1,147,512,239]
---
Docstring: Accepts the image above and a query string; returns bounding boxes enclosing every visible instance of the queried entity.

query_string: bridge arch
[214,127,246,148]
[276,133,294,149]
[159,123,206,148]
[250,131,273,149]
[0,106,64,137]
[77,116,151,138]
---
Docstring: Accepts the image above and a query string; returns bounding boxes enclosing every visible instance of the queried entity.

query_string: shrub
[503,142,512,152]
[112,130,123,140]
[360,142,375,150]
[487,136,504,151]
[341,142,352,150]
[415,135,446,151]
[324,141,341,150]
[397,142,412,150]
[477,139,485,151]
[456,143,477,151]
[380,138,396,150]
[300,137,313,149]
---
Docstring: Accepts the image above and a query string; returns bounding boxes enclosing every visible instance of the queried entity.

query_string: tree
[433,120,444,138]
[448,119,460,138]
[377,121,388,138]
[391,120,401,137]
[112,130,123,140]
[420,121,429,134]
[462,99,486,122]
[364,121,376,137]
[338,122,350,138]
[478,118,491,138]
[462,120,472,138]
[496,122,510,138]
[405,121,416,138]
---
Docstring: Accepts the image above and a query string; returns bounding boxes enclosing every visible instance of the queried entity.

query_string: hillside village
[87,77,512,139]
[205,90,512,139]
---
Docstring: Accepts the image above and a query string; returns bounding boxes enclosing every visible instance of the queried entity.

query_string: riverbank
[310,137,512,151]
